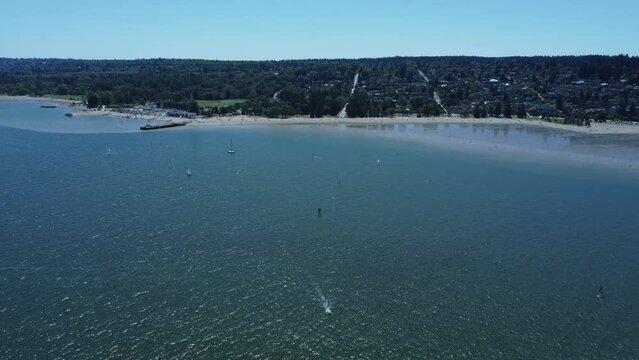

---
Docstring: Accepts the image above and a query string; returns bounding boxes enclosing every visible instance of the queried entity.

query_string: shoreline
[0,95,79,105]
[2,95,639,135]
[2,95,638,175]
[185,115,639,134]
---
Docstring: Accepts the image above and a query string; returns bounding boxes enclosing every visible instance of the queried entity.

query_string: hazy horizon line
[1,53,637,62]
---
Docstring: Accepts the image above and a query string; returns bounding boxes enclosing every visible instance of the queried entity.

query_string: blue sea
[1,101,639,359]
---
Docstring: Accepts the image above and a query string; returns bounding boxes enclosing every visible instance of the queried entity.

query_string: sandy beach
[2,95,639,135]
[74,110,639,135]
[186,115,639,134]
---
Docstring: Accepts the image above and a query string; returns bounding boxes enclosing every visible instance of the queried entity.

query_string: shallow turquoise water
[1,102,639,359]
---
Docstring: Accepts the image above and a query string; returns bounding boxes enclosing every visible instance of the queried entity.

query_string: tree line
[0,56,638,122]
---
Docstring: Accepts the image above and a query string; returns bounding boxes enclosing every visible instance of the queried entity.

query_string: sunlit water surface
[1,101,639,359]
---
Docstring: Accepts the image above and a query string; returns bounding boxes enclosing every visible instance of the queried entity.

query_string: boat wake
[338,172,347,184]
[315,285,333,314]
[323,299,333,314]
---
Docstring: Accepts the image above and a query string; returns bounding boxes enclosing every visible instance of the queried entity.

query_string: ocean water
[1,102,639,359]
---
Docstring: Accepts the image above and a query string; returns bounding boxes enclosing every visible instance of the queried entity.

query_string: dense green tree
[56,85,68,95]
[555,94,564,112]
[504,99,512,118]
[433,103,441,116]
[267,103,296,118]
[493,102,502,117]
[516,104,527,118]
[410,96,425,111]
[473,104,481,118]
[187,100,199,114]
[322,95,344,116]
[86,92,99,108]
[308,89,326,118]
[98,91,114,106]
[421,104,431,116]
[279,85,305,104]
[368,101,382,117]
[346,90,370,118]
[628,104,636,120]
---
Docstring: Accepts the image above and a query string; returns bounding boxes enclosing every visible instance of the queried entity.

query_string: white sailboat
[227,139,235,154]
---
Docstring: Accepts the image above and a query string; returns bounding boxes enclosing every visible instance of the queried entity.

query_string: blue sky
[1,0,637,60]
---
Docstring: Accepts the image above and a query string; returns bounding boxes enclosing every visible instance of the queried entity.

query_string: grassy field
[196,99,246,108]
[44,94,85,101]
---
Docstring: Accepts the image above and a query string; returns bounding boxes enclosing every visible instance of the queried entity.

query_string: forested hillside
[1,56,638,123]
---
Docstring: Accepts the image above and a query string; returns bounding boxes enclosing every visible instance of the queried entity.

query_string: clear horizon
[2,54,638,62]
[1,0,638,60]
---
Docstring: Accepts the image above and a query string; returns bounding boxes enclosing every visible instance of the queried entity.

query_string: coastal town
[1,56,638,128]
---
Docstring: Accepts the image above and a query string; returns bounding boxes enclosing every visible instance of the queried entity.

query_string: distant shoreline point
[0,95,78,105]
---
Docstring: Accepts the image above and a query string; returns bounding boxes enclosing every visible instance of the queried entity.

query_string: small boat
[106,147,112,155]
[40,105,57,109]
[227,139,235,154]
[186,169,192,177]
[323,299,332,314]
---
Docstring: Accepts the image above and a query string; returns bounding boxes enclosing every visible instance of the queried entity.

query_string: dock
[140,121,189,131]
